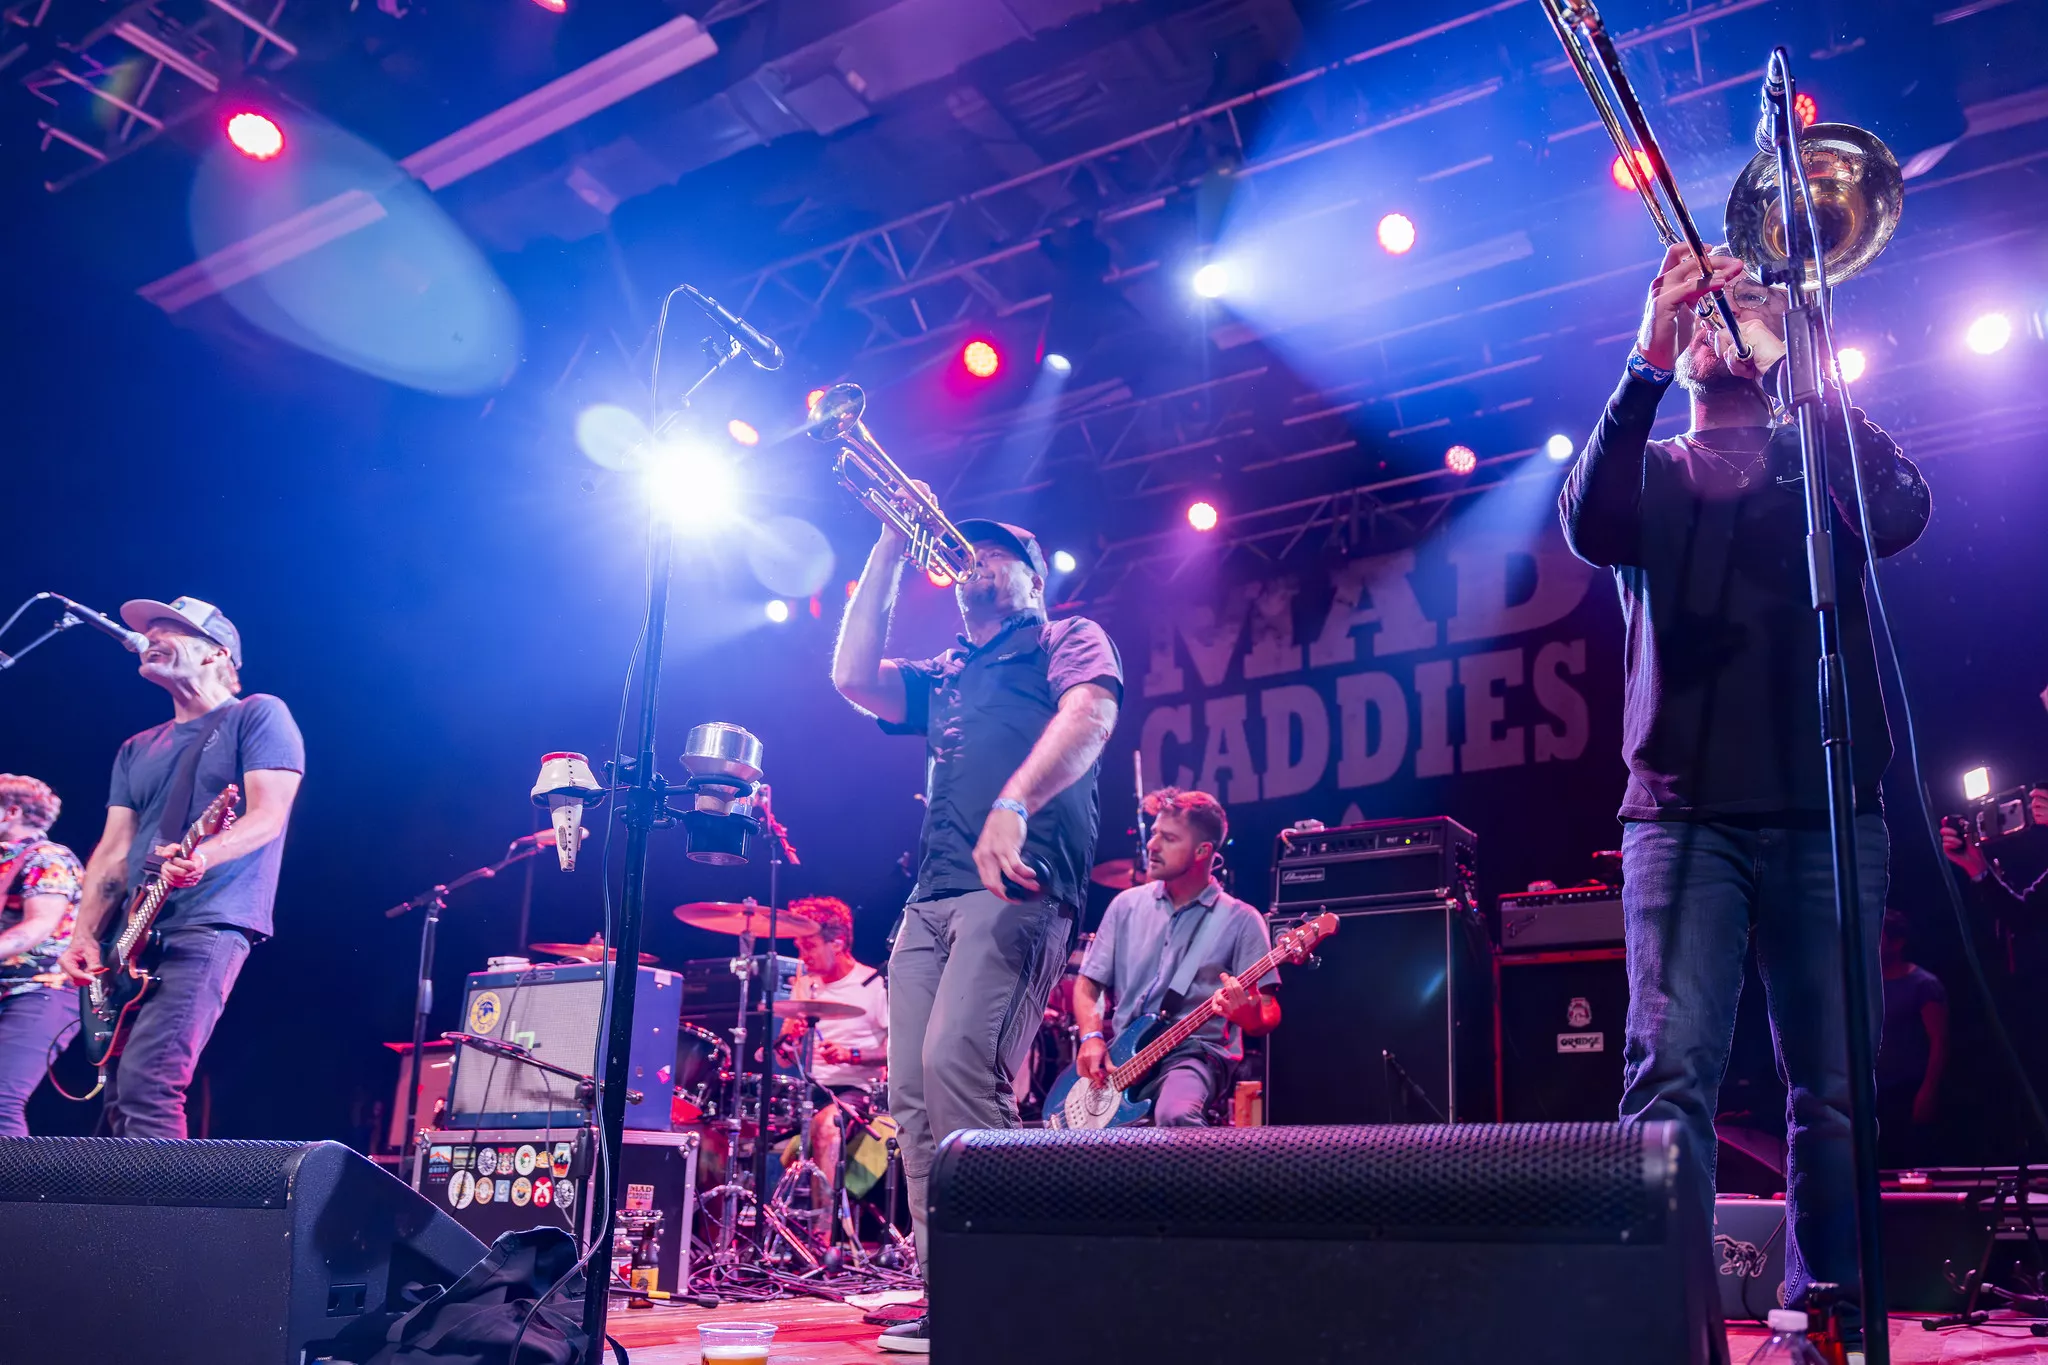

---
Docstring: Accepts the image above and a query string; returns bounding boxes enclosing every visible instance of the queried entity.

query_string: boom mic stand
[1760,48,1890,1359]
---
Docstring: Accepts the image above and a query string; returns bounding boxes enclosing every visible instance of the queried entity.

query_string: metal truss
[3,0,297,192]
[729,0,1777,363]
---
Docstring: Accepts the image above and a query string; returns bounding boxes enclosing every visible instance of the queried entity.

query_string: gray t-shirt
[108,695,305,937]
[1080,879,1277,1062]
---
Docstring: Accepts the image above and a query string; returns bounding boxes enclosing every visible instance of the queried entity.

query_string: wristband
[991,797,1029,824]
[850,1048,862,1064]
[1080,1030,1105,1043]
[1626,350,1675,387]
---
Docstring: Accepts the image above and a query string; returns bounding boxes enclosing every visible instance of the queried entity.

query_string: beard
[955,576,1003,615]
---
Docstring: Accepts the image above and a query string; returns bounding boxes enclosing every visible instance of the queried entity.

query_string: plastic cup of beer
[699,1321,777,1365]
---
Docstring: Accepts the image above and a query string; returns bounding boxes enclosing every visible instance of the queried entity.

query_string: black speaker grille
[931,1122,1676,1243]
[0,1138,313,1208]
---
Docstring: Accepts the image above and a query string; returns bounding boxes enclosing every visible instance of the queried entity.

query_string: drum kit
[661,899,919,1290]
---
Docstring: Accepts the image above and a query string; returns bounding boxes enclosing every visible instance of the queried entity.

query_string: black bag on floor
[347,1226,595,1365]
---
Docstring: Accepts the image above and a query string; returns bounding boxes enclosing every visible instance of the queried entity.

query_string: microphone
[1755,50,1788,153]
[50,595,147,653]
[680,284,785,371]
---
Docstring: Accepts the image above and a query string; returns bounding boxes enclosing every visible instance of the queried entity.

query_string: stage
[603,1298,2048,1363]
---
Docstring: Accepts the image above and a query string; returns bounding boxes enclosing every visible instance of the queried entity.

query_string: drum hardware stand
[1929,1161,2048,1334]
[768,1025,832,1249]
[1381,1050,1445,1123]
[383,834,556,1167]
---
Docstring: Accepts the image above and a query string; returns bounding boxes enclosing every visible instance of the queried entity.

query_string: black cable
[1794,132,2048,1149]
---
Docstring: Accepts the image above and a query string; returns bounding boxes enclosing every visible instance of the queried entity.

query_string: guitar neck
[1107,937,1292,1092]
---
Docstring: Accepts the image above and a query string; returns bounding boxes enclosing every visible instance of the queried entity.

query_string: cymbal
[1090,859,1146,890]
[673,902,821,939]
[771,999,866,1022]
[529,940,659,966]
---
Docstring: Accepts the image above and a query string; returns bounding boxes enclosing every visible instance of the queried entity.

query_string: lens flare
[1835,347,1867,384]
[1966,313,2013,355]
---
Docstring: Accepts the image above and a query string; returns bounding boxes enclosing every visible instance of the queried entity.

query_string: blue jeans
[103,924,251,1139]
[1138,1048,1220,1127]
[0,986,76,1135]
[1619,815,1887,1312]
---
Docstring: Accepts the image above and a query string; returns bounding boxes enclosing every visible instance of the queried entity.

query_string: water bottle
[1751,1309,1829,1364]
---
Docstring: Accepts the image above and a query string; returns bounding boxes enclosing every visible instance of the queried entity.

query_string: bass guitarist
[1074,787,1278,1126]
[57,596,304,1139]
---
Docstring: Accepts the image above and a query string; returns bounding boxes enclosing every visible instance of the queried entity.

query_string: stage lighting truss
[6,0,299,192]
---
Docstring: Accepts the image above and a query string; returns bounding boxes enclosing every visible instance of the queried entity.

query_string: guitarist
[0,774,86,1135]
[1074,788,1278,1126]
[56,596,304,1139]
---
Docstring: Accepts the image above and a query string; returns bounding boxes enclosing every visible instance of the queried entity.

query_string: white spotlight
[1191,262,1233,300]
[764,599,791,624]
[1963,766,1991,801]
[1835,347,1868,384]
[1966,313,2013,355]
[1044,352,1073,374]
[645,441,738,527]
[1545,434,1575,462]
[1051,549,1078,574]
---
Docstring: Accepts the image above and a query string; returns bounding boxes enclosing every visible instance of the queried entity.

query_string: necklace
[1680,432,1772,489]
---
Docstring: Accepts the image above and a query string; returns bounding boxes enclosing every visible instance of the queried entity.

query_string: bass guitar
[78,784,239,1068]
[1042,911,1338,1129]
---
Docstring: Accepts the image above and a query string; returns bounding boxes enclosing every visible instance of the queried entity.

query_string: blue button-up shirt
[1079,878,1277,1062]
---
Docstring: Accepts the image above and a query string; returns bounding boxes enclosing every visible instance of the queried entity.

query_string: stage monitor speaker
[0,1137,486,1364]
[931,1122,1726,1365]
[1496,948,1629,1122]
[1265,902,1493,1124]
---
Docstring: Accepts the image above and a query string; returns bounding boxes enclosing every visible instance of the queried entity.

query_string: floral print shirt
[1,838,84,998]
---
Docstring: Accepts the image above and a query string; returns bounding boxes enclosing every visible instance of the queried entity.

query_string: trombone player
[1559,240,1930,1344]
[831,478,1121,1352]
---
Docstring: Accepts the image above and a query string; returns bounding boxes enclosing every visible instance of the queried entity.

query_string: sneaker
[876,1314,930,1354]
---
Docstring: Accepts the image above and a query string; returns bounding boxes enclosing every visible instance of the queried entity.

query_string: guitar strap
[141,701,240,878]
[1158,895,1234,1017]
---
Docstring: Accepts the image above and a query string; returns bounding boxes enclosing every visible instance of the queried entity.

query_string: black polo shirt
[881,611,1123,910]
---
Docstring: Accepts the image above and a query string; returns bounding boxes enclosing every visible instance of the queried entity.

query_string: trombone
[1541,0,1904,331]
[1539,0,1752,356]
[807,383,979,581]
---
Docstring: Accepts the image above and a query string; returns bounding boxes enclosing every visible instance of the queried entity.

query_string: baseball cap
[120,596,243,668]
[954,519,1048,580]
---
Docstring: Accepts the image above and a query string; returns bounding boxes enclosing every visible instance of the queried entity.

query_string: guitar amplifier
[445,963,681,1131]
[1272,817,1477,914]
[412,1127,699,1295]
[1495,947,1629,1122]
[1497,886,1625,952]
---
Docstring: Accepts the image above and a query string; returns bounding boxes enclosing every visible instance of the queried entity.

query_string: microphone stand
[750,790,801,1251]
[1761,49,1889,1359]
[583,333,746,1351]
[384,835,553,1170]
[0,593,81,672]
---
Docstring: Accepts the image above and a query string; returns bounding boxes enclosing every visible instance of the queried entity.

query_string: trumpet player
[833,498,1121,1353]
[1558,242,1930,1343]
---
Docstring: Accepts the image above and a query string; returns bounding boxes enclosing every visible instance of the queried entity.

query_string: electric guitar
[78,784,239,1068]
[1042,911,1338,1129]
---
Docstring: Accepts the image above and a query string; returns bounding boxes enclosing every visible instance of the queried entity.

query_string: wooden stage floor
[603,1298,2048,1363]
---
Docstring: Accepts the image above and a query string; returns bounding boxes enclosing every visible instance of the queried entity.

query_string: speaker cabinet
[1495,948,1630,1122]
[1266,903,1493,1124]
[931,1122,1726,1365]
[0,1137,485,1364]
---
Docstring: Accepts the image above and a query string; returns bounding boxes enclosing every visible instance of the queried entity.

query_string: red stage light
[927,568,956,588]
[226,112,284,161]
[1445,445,1478,476]
[1610,149,1654,192]
[531,0,567,11]
[805,388,827,416]
[962,339,1002,379]
[727,418,760,447]
[1377,212,1417,255]
[1793,92,1818,128]
[1186,500,1219,532]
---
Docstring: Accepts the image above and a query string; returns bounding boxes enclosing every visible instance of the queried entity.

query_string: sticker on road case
[448,1170,474,1209]
[1557,1031,1605,1053]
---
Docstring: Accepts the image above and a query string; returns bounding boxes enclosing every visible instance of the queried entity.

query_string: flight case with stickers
[412,1127,700,1294]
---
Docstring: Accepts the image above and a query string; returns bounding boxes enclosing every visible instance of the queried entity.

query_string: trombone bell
[1724,124,1905,293]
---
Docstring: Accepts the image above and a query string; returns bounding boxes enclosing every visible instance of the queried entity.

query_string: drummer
[777,896,887,1176]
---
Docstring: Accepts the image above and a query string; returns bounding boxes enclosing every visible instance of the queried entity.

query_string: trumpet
[807,383,978,580]
[1541,0,1903,328]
